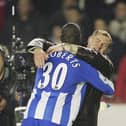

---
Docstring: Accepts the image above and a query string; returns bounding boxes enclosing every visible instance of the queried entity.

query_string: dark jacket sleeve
[76,47,114,78]
[27,38,114,78]
[27,38,54,53]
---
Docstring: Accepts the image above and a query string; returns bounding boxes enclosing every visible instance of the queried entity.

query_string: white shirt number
[38,62,68,90]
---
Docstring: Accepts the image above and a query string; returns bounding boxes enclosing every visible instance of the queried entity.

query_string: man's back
[24,51,86,126]
[24,51,114,126]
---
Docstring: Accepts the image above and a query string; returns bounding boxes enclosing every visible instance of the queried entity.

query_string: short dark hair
[61,23,81,44]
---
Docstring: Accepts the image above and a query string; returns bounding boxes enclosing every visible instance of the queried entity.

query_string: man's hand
[34,48,48,68]
[47,44,64,54]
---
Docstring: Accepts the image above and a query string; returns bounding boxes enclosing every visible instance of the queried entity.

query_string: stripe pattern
[24,84,85,126]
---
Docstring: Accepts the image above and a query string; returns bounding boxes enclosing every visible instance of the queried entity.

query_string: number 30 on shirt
[38,62,68,90]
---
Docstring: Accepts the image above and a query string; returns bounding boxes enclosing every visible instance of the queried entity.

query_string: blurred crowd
[0,0,126,126]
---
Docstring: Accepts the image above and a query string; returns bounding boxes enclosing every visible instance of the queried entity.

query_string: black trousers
[72,85,102,126]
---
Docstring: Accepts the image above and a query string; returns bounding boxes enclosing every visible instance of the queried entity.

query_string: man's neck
[64,43,79,55]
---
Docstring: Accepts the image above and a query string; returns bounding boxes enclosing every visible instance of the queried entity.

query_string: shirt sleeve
[76,46,114,78]
[27,38,54,53]
[79,60,115,95]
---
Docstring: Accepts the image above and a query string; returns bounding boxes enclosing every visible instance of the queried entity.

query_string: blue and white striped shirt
[24,51,114,126]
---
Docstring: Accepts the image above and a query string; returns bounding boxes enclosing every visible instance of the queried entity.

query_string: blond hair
[92,30,112,44]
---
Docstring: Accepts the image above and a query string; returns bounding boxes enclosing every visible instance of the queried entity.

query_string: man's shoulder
[100,54,113,67]
[78,46,112,64]
[77,46,114,77]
